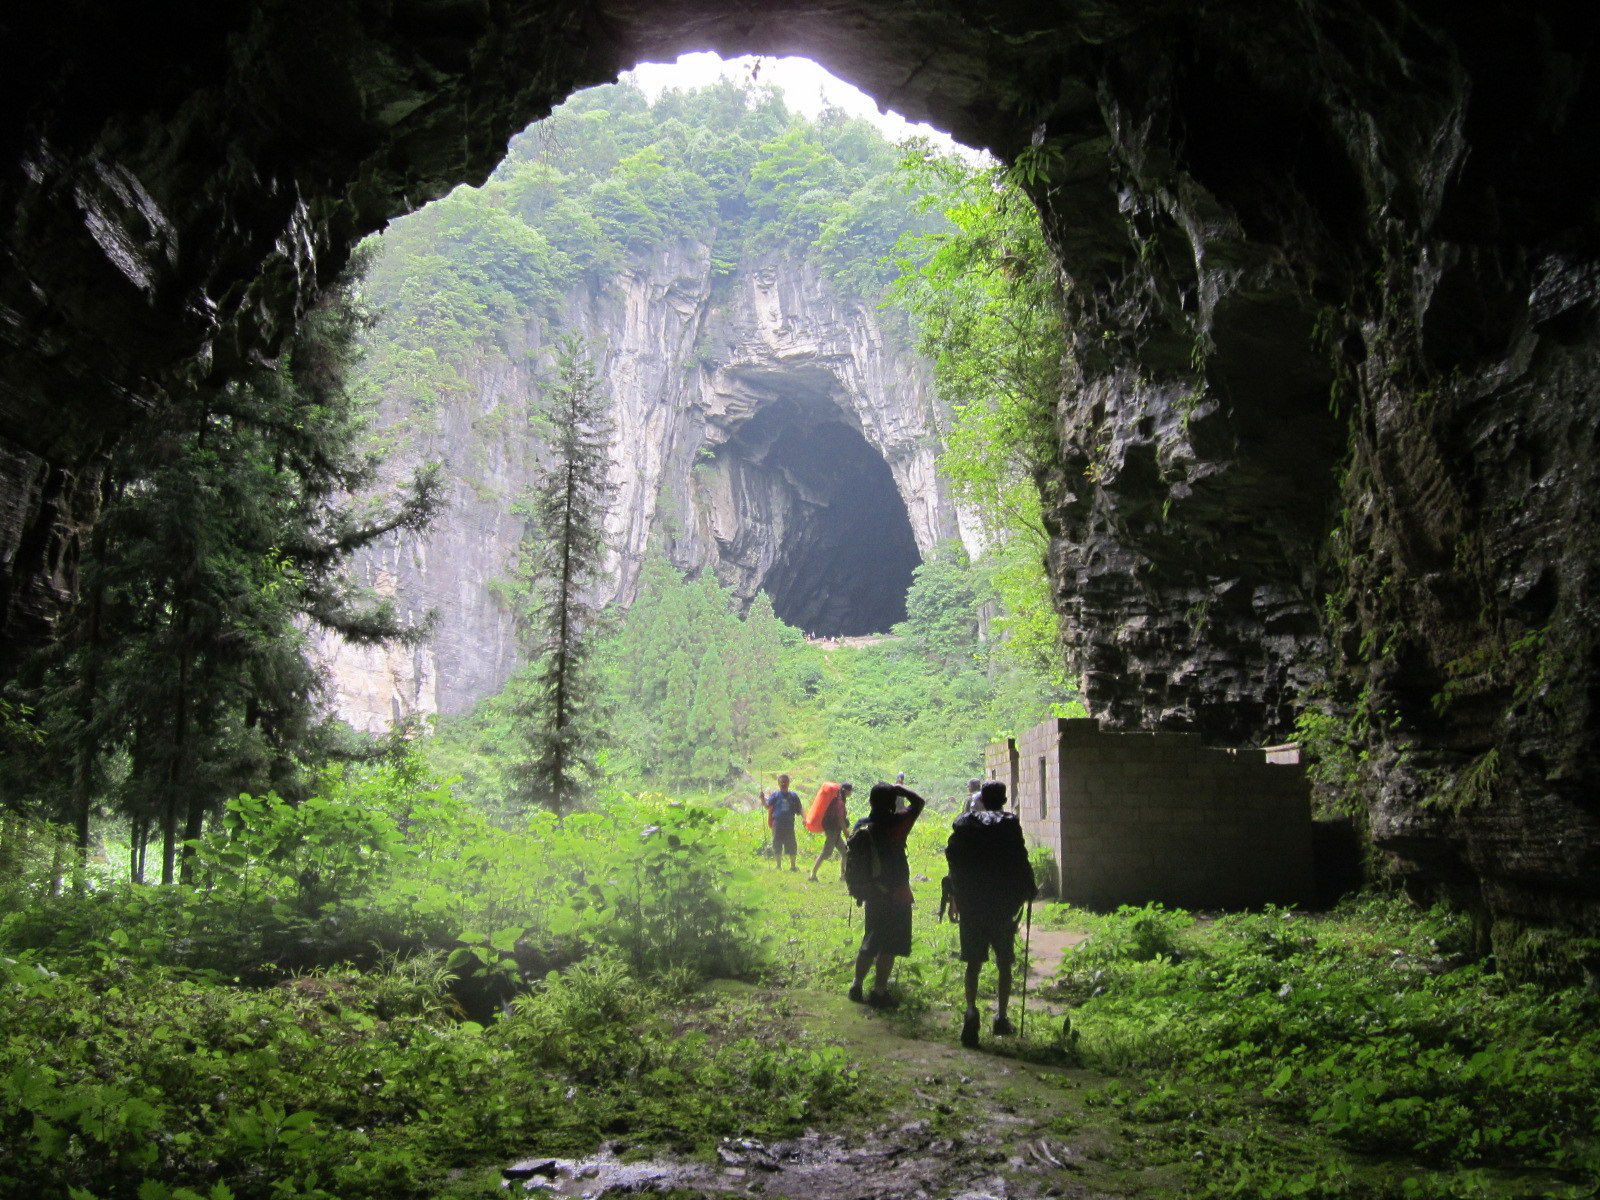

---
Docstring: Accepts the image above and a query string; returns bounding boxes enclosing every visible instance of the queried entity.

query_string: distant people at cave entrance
[945,781,1037,1049]
[762,774,803,870]
[845,782,925,1006]
[964,778,984,814]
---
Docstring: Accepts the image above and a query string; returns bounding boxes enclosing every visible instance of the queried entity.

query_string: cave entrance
[706,395,920,637]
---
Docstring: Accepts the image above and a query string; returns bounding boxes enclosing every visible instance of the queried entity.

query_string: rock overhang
[3,0,1600,971]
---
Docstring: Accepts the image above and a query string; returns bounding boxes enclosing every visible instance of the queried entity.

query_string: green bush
[1044,898,1600,1179]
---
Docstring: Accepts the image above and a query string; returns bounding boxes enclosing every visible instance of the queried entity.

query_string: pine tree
[687,644,735,784]
[509,335,615,816]
[658,647,696,781]
[14,251,440,881]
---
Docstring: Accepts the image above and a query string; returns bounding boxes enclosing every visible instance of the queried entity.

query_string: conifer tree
[509,336,614,816]
[658,647,696,780]
[687,644,735,783]
[13,251,440,881]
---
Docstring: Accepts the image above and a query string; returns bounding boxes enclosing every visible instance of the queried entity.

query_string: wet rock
[502,1159,560,1180]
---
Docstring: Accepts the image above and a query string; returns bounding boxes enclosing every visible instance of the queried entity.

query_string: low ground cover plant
[1044,898,1600,1197]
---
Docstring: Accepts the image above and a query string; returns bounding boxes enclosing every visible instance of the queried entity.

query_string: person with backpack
[844,781,925,1005]
[945,780,1037,1048]
[807,781,852,882]
[762,773,804,870]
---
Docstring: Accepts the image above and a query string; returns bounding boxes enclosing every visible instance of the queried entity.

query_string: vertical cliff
[318,240,962,730]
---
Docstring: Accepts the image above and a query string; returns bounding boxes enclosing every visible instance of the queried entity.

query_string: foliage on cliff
[355,78,944,416]
[431,547,1070,811]
[892,154,1067,680]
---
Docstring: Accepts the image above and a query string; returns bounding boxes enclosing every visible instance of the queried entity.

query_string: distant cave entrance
[719,398,920,636]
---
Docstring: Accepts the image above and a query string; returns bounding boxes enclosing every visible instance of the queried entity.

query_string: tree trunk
[47,826,66,896]
[166,644,191,885]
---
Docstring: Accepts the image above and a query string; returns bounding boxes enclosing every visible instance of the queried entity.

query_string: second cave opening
[709,397,921,637]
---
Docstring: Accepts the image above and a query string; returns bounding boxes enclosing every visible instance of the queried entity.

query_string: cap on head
[868,783,897,816]
[979,781,1007,809]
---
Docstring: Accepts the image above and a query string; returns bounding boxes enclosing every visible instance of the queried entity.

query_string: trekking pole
[1019,898,1033,1040]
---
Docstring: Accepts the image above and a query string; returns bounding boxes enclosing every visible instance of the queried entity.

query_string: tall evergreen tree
[687,644,735,784]
[11,251,440,882]
[509,336,615,816]
[658,647,696,781]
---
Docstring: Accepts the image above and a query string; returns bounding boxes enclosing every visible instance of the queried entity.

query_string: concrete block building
[984,718,1314,910]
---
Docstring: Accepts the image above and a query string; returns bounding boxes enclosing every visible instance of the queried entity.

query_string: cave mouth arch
[706,396,920,637]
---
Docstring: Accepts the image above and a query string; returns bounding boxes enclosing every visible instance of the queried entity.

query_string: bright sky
[624,52,988,163]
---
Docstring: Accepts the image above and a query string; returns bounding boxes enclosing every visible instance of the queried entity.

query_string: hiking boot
[866,990,897,1009]
[848,983,864,1003]
[992,1014,1016,1037]
[960,1011,980,1048]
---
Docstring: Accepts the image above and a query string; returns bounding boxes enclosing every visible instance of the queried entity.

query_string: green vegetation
[6,786,1594,1199]
[1041,900,1600,1198]
[0,254,440,888]
[431,546,1070,811]
[355,79,944,431]
[505,336,615,816]
[891,155,1068,679]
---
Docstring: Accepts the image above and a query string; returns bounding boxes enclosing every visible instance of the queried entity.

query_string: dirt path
[500,965,1169,1200]
[1024,927,1087,986]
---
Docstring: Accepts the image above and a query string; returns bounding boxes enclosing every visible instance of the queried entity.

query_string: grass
[3,800,1597,1200]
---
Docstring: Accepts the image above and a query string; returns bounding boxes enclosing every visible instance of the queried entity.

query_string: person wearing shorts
[763,774,803,870]
[945,780,1036,1047]
[848,782,925,1005]
[808,781,852,881]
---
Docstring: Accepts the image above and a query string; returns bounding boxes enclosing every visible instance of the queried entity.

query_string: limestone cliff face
[1016,3,1600,973]
[317,243,961,731]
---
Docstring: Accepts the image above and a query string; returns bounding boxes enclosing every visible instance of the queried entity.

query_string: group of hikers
[760,772,1036,1049]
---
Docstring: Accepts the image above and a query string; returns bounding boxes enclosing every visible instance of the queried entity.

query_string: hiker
[963,778,984,814]
[945,780,1037,1048]
[763,773,804,870]
[845,781,925,1005]
[808,781,852,881]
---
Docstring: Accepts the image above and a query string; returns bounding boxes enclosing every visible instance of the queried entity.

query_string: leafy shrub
[1043,898,1600,1181]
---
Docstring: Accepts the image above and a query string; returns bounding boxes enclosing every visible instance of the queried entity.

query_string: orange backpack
[804,781,840,833]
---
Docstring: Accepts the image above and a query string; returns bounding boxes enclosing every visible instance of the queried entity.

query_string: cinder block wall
[998,718,1315,910]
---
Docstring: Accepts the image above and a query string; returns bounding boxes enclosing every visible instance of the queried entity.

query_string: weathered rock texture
[1,0,1596,973]
[317,244,956,729]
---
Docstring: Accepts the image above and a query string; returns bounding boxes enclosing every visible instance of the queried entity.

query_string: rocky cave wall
[318,244,958,729]
[1013,3,1600,972]
[2,1,1596,972]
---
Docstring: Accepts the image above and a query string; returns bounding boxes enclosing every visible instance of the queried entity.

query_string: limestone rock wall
[1015,3,1600,972]
[315,241,961,727]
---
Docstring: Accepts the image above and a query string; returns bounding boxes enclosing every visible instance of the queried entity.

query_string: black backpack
[842,822,882,903]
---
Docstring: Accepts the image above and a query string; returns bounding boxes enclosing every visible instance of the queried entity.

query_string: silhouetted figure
[945,780,1036,1048]
[845,782,925,1005]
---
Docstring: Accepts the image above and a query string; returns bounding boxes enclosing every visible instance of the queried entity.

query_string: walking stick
[1019,898,1033,1040]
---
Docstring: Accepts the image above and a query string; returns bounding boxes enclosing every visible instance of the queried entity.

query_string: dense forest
[0,77,1594,1200]
[355,79,945,423]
